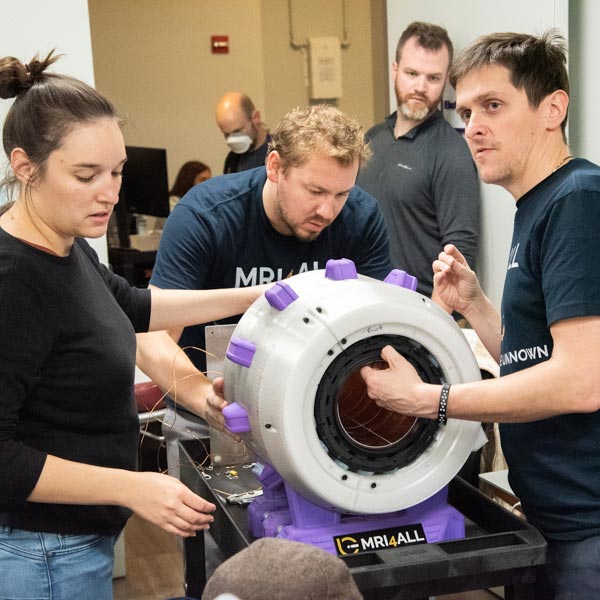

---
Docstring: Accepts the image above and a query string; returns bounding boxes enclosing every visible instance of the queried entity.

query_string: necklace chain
[553,154,573,173]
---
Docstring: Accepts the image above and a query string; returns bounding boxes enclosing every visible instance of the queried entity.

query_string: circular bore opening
[336,368,418,450]
[314,334,444,474]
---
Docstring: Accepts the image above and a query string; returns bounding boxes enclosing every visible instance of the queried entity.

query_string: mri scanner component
[222,259,483,516]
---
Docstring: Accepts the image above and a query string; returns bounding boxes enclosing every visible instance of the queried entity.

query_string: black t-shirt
[0,233,151,535]
[500,158,600,541]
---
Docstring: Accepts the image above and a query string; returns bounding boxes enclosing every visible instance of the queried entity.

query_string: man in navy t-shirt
[137,105,392,477]
[361,31,600,599]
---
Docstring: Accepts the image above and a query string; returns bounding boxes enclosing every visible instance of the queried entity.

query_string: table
[179,439,546,600]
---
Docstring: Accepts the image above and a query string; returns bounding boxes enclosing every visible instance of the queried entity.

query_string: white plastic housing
[223,269,482,514]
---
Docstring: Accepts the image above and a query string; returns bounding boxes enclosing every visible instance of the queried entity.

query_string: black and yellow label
[334,523,427,555]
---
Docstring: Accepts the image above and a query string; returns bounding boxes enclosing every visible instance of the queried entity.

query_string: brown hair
[267,105,371,172]
[169,160,211,198]
[396,21,453,66]
[0,50,119,198]
[449,30,569,135]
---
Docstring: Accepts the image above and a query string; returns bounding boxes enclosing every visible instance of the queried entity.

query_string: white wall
[0,0,108,263]
[386,0,568,308]
[568,0,600,165]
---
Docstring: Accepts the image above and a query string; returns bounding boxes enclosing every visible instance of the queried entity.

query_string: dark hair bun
[0,50,60,100]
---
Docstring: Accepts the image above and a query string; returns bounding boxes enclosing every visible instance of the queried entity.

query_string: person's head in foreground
[201,537,363,600]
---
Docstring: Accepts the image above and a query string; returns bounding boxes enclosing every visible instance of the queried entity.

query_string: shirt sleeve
[101,264,151,332]
[0,274,50,504]
[78,239,151,333]
[150,203,213,291]
[540,189,600,325]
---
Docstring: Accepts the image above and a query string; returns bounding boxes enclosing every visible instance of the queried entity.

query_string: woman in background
[169,159,211,210]
[0,51,263,600]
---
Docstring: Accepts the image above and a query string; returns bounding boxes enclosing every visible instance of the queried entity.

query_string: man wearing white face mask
[215,92,271,174]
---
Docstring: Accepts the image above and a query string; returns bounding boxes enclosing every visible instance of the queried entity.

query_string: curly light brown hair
[268,105,371,172]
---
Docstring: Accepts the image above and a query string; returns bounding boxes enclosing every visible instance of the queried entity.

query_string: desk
[179,439,546,600]
[108,246,156,287]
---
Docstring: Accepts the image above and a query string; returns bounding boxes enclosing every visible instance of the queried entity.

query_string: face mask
[226,133,253,154]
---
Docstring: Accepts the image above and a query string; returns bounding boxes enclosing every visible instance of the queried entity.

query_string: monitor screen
[119,146,170,218]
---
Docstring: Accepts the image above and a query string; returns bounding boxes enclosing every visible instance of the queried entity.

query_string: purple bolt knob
[265,281,298,311]
[226,337,257,368]
[384,269,418,291]
[325,258,358,281]
[223,402,251,433]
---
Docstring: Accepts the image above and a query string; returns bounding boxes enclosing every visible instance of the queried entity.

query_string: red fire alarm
[211,35,229,54]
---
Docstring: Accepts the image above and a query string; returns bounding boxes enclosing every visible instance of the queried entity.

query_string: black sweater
[0,231,151,535]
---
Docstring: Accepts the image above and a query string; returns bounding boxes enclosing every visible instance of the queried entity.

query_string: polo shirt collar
[386,109,443,140]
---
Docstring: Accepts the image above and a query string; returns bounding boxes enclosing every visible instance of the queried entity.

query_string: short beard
[275,196,322,243]
[288,218,323,243]
[399,100,431,122]
[294,230,320,243]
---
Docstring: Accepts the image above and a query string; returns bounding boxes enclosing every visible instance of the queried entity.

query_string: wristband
[438,383,450,426]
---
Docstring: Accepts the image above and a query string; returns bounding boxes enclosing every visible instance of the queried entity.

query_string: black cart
[179,438,546,600]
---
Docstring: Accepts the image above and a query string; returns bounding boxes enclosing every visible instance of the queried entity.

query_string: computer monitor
[119,146,170,218]
[110,146,170,248]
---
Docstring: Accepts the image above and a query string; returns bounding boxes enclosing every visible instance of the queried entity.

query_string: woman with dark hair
[169,160,211,210]
[0,51,264,600]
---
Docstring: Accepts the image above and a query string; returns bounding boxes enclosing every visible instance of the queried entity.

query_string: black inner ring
[314,334,444,474]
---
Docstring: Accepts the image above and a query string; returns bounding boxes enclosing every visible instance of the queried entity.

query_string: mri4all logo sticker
[334,523,427,555]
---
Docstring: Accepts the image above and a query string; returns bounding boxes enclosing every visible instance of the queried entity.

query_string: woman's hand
[126,472,216,537]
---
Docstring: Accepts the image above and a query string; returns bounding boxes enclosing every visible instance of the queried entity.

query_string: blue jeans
[0,527,116,600]
[535,534,600,599]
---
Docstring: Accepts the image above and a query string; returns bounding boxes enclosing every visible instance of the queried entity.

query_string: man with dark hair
[361,30,600,599]
[358,21,479,313]
[215,91,270,174]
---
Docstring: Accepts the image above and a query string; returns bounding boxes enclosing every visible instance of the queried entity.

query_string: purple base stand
[247,463,290,538]
[247,463,465,556]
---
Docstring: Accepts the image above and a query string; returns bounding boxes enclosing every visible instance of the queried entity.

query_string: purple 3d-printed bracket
[384,268,418,291]
[247,463,289,538]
